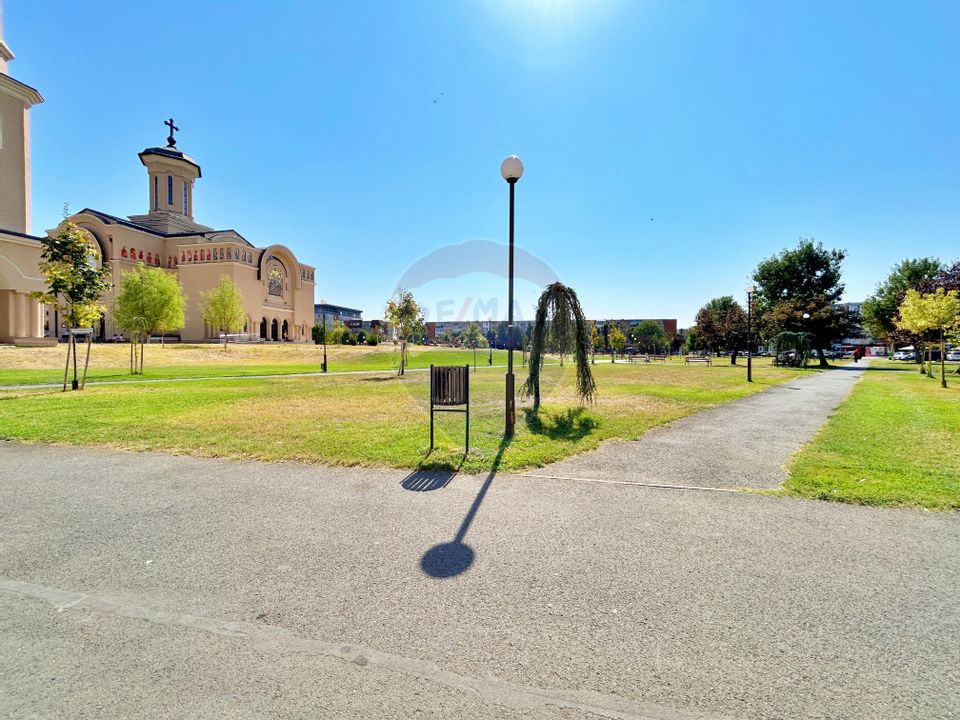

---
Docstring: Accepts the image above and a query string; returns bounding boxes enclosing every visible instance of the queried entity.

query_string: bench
[648,354,667,363]
[684,355,712,365]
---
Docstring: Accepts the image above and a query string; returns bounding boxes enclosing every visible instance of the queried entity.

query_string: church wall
[0,230,45,342]
[0,92,28,232]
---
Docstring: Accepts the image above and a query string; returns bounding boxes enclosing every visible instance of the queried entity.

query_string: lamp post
[745,284,755,382]
[321,306,328,373]
[501,154,524,438]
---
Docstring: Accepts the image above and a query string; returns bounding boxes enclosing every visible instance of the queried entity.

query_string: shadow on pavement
[401,470,457,492]
[420,438,511,579]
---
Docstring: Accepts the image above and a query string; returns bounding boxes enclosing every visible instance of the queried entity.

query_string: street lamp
[745,284,755,382]
[501,154,524,438]
[319,301,328,373]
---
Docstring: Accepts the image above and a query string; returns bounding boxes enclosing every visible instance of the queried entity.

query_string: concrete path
[526,361,869,490]
[1,437,958,720]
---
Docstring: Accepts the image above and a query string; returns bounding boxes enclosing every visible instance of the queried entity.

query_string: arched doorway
[281,320,289,341]
[260,318,267,340]
[271,319,278,341]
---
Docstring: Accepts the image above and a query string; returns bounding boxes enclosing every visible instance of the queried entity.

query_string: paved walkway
[526,361,869,490]
[1,428,958,719]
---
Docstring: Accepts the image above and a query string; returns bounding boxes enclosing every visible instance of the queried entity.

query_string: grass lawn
[0,353,817,473]
[0,343,514,386]
[781,360,960,511]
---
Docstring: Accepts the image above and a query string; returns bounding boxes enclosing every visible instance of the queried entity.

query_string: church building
[0,6,316,344]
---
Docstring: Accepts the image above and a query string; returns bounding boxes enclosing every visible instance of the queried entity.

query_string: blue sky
[8,0,960,326]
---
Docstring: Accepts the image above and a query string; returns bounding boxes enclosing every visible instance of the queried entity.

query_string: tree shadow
[419,438,511,579]
[523,406,598,441]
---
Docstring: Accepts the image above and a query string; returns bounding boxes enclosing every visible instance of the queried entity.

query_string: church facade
[0,9,315,344]
[68,137,316,343]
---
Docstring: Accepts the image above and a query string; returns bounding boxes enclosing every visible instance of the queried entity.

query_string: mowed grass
[0,356,815,473]
[0,343,511,386]
[782,360,960,510]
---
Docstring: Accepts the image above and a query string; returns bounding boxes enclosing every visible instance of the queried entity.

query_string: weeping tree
[770,331,813,368]
[522,282,596,411]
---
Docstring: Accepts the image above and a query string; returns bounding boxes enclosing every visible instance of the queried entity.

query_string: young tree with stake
[113,263,186,373]
[200,276,246,350]
[384,289,424,376]
[31,217,112,391]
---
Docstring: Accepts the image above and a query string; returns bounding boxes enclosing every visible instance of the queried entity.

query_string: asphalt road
[1,441,957,719]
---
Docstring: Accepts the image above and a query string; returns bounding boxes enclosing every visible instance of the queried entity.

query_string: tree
[311,323,325,345]
[327,321,343,345]
[523,283,596,411]
[770,331,813,368]
[384,289,424,375]
[113,263,186,373]
[862,258,942,350]
[31,217,112,391]
[200,276,246,350]
[753,238,855,367]
[634,319,668,355]
[608,326,626,361]
[692,296,747,364]
[896,288,960,388]
[588,321,602,363]
[464,322,486,370]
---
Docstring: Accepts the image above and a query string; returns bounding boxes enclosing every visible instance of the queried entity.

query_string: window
[267,264,283,297]
[167,175,173,205]
[153,177,158,210]
[183,183,188,214]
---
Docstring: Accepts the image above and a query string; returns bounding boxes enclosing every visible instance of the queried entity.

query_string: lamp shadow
[419,438,511,579]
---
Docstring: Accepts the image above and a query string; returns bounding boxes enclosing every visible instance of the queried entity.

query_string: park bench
[684,355,712,365]
[649,354,667,363]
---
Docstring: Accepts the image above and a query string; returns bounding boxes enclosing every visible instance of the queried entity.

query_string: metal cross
[164,118,179,148]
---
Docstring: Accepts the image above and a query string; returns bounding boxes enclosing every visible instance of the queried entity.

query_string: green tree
[753,238,855,367]
[200,276,246,350]
[862,258,942,351]
[897,288,960,388]
[634,319,667,355]
[328,320,347,345]
[113,262,186,373]
[588,321,602,363]
[464,322,486,370]
[385,289,424,375]
[311,323,325,345]
[692,296,747,364]
[523,283,596,411]
[31,217,112,391]
[608,326,626,361]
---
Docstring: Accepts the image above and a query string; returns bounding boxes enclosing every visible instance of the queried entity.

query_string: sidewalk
[525,361,868,490]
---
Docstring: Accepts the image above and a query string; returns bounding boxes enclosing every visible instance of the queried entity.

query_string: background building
[0,10,47,344]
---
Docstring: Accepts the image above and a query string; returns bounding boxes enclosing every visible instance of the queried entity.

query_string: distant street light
[745,284,756,382]
[501,154,524,438]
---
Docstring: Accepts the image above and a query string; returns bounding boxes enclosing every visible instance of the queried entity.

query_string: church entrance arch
[271,319,279,341]
[281,320,289,341]
[260,318,267,340]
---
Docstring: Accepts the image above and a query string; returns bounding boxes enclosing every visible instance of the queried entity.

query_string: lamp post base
[505,372,515,437]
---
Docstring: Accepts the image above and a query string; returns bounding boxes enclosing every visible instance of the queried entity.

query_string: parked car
[946,351,960,362]
[893,351,916,361]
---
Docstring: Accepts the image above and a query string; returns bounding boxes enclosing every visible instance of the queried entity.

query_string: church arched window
[182,183,188,214]
[267,262,284,297]
[167,175,173,205]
